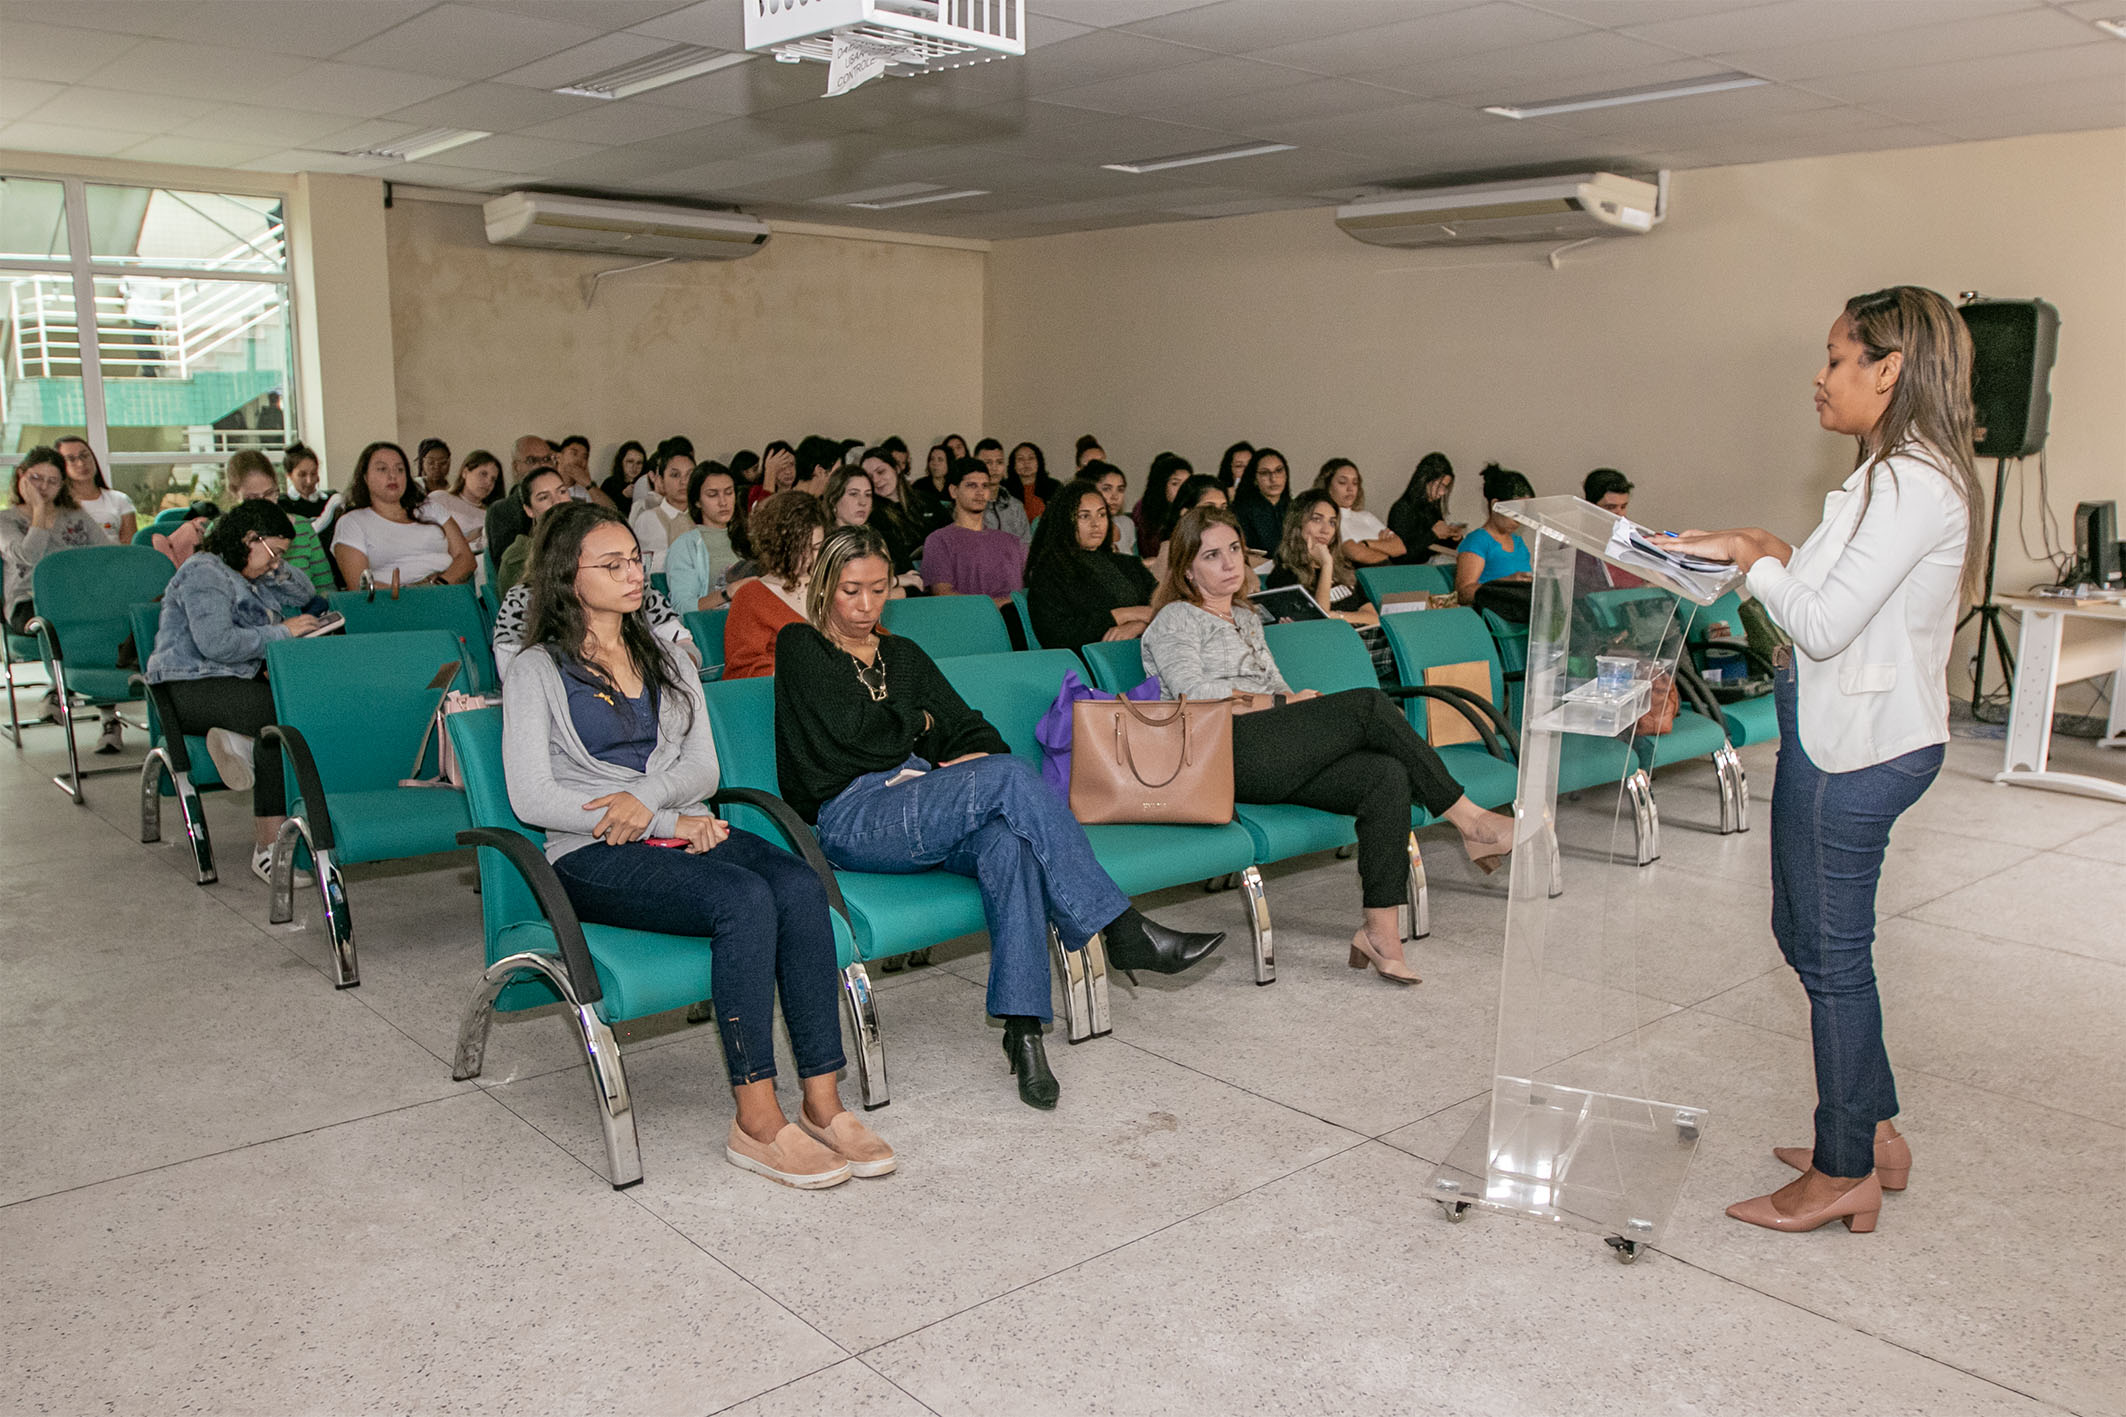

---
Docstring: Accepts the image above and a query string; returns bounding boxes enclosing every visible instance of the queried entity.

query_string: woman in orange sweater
[723,491,829,679]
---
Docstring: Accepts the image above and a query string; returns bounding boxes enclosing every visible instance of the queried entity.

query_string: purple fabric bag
[1036,667,1163,800]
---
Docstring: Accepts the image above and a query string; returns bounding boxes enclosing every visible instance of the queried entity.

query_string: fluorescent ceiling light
[848,188,990,210]
[346,128,491,162]
[1484,73,1767,120]
[1102,142,1295,174]
[555,45,753,99]
[2095,17,2126,38]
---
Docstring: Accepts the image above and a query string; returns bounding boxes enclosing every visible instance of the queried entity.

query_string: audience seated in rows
[1,447,124,749]
[1089,460,1136,555]
[629,445,697,575]
[416,438,452,495]
[427,449,501,563]
[1073,434,1104,471]
[1132,452,1193,559]
[860,446,928,589]
[905,442,952,534]
[773,526,1225,1110]
[664,460,746,613]
[1144,474,1230,581]
[227,450,334,595]
[724,492,829,680]
[1024,473,1156,652]
[921,459,1026,602]
[494,469,573,595]
[145,498,327,881]
[58,436,136,544]
[500,501,892,1191]
[747,440,796,509]
[1005,441,1060,522]
[1216,440,1254,491]
[1578,468,1648,592]
[1231,447,1291,557]
[1141,506,1515,985]
[278,443,330,522]
[491,575,693,682]
[600,439,647,508]
[482,436,557,567]
[1319,458,1405,567]
[1455,464,1537,621]
[1387,452,1462,564]
[554,435,612,510]
[973,438,1032,543]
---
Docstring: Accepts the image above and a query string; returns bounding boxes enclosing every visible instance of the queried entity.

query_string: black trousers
[160,675,284,818]
[1231,688,1465,909]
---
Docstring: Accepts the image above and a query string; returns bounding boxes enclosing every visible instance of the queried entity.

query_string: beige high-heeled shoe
[1459,814,1515,876]
[1774,1131,1911,1191]
[1349,930,1420,985]
[1726,1172,1883,1234]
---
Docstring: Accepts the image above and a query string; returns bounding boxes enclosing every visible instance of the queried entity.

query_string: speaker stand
[1958,455,2016,713]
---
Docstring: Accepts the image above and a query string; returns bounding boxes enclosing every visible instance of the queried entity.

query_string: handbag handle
[1111,695,1196,790]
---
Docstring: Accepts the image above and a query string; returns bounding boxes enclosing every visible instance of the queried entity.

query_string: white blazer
[1744,446,1967,773]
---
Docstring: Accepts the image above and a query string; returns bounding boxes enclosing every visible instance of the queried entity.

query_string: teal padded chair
[1008,589,1042,649]
[443,708,880,1189]
[681,607,729,682]
[3,552,52,746]
[261,629,476,989]
[1085,627,1430,950]
[327,584,496,694]
[1684,590,1780,750]
[648,571,668,597]
[1355,563,1453,603]
[27,545,173,803]
[702,674,1117,1040]
[940,649,1272,984]
[1579,588,1750,836]
[880,594,1011,659]
[128,601,222,885]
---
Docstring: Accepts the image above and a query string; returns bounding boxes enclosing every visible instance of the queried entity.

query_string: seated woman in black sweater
[1024,475,1157,652]
[774,527,1224,1110]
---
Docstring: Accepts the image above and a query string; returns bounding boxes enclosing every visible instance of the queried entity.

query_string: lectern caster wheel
[1605,1236,1643,1264]
[1440,1200,1470,1223]
[1676,1123,1699,1143]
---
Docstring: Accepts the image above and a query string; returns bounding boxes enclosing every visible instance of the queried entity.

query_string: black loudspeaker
[1958,297,2059,458]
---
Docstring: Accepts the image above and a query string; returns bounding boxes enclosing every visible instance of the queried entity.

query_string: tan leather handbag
[1069,695,1235,825]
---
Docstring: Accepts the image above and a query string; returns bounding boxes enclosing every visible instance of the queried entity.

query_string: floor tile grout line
[849,1352,948,1417]
[1649,1246,2081,1415]
[0,1088,480,1212]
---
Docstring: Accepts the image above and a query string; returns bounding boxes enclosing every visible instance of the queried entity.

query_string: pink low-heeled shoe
[1726,1172,1883,1234]
[1773,1131,1911,1191]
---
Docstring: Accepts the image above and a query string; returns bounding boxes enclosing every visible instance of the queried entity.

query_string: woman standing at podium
[1675,287,1984,1236]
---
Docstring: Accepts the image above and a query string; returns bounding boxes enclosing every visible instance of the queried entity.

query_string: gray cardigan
[0,506,109,617]
[501,642,720,862]
[1140,601,1292,700]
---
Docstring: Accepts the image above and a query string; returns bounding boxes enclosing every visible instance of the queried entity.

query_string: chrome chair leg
[840,960,890,1110]
[1626,768,1661,866]
[140,748,217,884]
[271,816,356,988]
[1714,744,1750,834]
[1400,831,1431,942]
[139,748,169,844]
[1544,807,1564,898]
[451,951,642,1189]
[1238,864,1274,985]
[49,662,83,804]
[1052,926,1111,1044]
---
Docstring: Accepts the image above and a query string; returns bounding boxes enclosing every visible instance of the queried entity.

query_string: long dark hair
[1841,285,1984,599]
[685,460,736,526]
[1008,441,1059,502]
[1136,451,1193,550]
[1165,474,1227,536]
[201,496,294,572]
[1233,446,1290,514]
[1275,489,1354,594]
[54,436,108,490]
[1394,451,1453,514]
[523,503,692,728]
[1480,463,1533,506]
[13,446,79,508]
[345,441,424,516]
[1216,441,1254,489]
[1028,478,1111,578]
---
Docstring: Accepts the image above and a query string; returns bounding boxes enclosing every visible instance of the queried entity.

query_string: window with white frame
[1,174,298,519]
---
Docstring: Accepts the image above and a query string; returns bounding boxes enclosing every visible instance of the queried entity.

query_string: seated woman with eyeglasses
[1023,473,1156,653]
[145,498,327,883]
[501,502,893,1191]
[774,527,1226,1110]
[1141,507,1515,986]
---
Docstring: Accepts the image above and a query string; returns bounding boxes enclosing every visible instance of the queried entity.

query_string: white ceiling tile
[381,82,600,132]
[490,32,679,90]
[70,38,276,99]
[1155,75,1432,134]
[1012,28,1226,91]
[0,1,206,40]
[1531,75,1835,134]
[463,0,692,25]
[0,120,156,157]
[237,148,392,175]
[170,105,367,148]
[1242,98,1493,157]
[1798,38,2125,113]
[623,0,749,50]
[513,102,726,145]
[1116,0,1459,53]
[1934,99,2126,141]
[376,159,523,187]
[1619,0,2032,53]
[436,132,608,172]
[334,3,603,80]
[11,85,220,133]
[307,119,428,155]
[1027,0,1223,27]
[0,77,63,119]
[628,56,823,114]
[115,134,280,167]
[1517,0,1769,24]
[161,1,435,57]
[251,62,466,117]
[0,20,147,83]
[1368,30,1719,100]
[1040,54,1318,115]
[1249,2,1592,76]
[1717,6,2105,81]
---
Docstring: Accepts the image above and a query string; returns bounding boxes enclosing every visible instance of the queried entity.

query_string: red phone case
[643,837,689,848]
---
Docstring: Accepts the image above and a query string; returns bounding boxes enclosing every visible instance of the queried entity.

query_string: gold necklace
[833,628,888,701]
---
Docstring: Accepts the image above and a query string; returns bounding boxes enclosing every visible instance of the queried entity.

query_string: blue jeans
[815,754,1131,1021]
[552,830,845,1086]
[1770,663,1943,1178]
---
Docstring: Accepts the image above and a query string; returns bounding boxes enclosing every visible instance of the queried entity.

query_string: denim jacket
[145,553,321,683]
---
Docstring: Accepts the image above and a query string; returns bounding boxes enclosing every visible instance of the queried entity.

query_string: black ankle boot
[1101,908,1225,984]
[1001,1017,1058,1110]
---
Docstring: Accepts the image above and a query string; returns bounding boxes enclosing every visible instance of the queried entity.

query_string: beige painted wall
[287,172,398,481]
[985,128,2126,622]
[386,201,986,480]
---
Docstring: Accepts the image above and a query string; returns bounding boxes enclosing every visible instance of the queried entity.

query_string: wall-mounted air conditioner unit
[482,192,770,260]
[1335,172,1664,249]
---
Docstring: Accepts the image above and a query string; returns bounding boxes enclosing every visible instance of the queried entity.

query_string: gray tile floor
[4,716,2122,1416]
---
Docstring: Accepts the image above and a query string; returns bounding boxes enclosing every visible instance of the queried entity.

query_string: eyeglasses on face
[577,554,646,580]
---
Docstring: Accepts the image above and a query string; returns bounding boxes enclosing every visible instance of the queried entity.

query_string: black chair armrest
[1391,682,1520,760]
[1703,636,1780,678]
[455,826,603,1006]
[1671,659,1727,728]
[130,674,196,774]
[1381,684,1510,761]
[26,615,60,669]
[261,724,335,852]
[711,786,850,923]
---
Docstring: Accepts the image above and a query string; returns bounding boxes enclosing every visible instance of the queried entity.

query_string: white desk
[1997,594,2126,804]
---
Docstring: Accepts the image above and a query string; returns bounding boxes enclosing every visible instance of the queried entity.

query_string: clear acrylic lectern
[1428,497,1744,1262]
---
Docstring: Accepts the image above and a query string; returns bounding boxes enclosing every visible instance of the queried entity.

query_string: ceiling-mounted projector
[482,192,769,260]
[1335,172,1665,249]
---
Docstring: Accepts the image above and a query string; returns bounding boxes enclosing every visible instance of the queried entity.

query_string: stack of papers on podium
[1604,520,1738,600]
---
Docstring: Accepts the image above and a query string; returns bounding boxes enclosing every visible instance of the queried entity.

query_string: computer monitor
[2073,500,2119,588]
